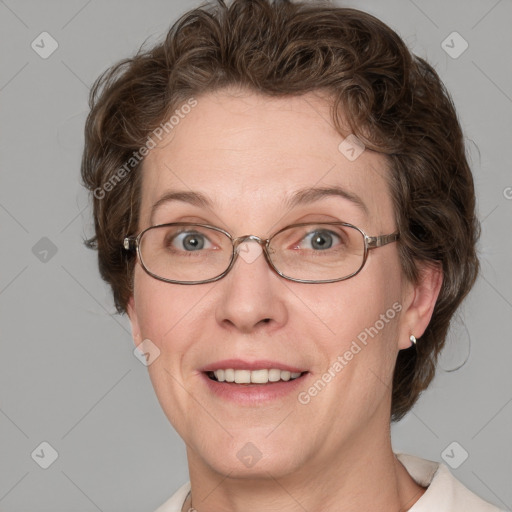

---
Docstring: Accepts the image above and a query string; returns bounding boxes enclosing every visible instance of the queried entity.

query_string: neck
[182,422,426,512]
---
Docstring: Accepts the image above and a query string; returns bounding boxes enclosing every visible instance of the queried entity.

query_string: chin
[205,451,302,480]
[191,433,306,478]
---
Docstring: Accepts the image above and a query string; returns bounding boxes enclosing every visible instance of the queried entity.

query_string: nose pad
[236,239,264,265]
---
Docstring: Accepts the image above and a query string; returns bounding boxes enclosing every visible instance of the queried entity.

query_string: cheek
[132,269,208,430]
[131,268,215,391]
[306,257,403,379]
[312,277,400,343]
[132,266,200,344]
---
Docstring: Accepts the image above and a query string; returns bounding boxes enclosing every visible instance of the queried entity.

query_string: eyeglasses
[123,222,399,285]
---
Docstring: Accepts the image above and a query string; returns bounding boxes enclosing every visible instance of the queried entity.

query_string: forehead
[138,90,394,231]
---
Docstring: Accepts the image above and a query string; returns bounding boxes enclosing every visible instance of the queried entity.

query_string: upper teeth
[213,369,302,384]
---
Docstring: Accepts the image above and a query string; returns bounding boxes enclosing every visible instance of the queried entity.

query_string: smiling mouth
[206,369,307,385]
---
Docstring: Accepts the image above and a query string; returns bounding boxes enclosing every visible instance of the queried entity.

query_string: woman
[81,1,502,510]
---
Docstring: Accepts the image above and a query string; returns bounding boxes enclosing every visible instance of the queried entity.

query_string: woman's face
[127,90,420,478]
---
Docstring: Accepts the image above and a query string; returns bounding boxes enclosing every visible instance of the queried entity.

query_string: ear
[398,262,443,350]
[126,295,142,347]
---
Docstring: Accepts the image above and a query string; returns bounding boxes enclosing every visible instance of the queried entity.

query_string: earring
[410,335,417,345]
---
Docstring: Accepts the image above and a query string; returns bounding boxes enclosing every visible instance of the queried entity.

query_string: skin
[127,89,443,512]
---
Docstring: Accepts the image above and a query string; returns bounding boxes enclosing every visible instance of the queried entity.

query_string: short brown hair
[81,0,480,421]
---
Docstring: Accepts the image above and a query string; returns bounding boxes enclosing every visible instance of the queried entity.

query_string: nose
[214,238,288,334]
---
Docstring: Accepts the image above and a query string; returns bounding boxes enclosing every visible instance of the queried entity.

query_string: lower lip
[200,372,309,405]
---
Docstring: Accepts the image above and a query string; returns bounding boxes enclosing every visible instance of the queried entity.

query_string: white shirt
[154,452,504,511]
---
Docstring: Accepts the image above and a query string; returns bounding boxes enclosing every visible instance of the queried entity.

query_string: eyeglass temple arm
[366,233,399,249]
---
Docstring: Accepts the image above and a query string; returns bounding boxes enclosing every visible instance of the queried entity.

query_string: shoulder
[395,452,504,512]
[153,482,191,512]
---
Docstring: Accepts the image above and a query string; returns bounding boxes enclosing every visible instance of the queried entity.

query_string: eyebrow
[150,185,368,223]
[285,186,369,216]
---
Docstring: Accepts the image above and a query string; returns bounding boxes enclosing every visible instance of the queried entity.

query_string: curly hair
[81,0,480,421]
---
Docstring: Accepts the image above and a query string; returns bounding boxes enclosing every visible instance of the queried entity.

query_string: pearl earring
[410,335,417,345]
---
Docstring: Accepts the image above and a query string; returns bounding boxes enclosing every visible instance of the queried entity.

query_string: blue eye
[301,230,341,250]
[172,231,213,251]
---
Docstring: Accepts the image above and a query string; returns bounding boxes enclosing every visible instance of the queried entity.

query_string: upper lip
[200,359,307,373]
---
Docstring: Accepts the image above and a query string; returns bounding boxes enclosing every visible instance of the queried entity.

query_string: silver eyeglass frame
[123,222,399,285]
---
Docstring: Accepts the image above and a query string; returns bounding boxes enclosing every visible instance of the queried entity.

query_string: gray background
[0,0,511,510]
